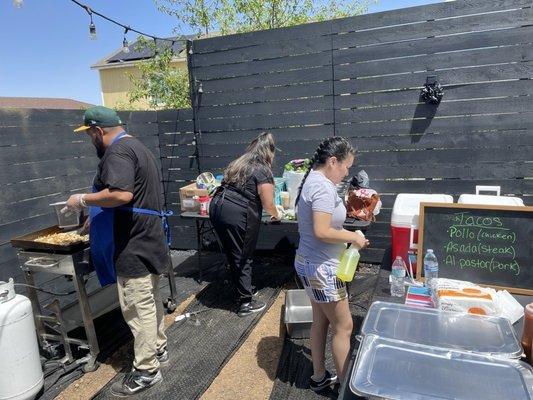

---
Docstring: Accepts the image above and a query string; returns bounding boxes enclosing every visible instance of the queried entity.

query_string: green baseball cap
[74,106,122,132]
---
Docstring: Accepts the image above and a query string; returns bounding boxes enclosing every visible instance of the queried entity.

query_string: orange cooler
[391,194,453,274]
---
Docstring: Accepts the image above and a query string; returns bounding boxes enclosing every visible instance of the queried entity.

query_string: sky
[0,0,442,105]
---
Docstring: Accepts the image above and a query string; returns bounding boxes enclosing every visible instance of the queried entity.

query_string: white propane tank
[0,279,43,400]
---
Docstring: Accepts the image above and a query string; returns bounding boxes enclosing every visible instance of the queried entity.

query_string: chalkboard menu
[417,203,533,295]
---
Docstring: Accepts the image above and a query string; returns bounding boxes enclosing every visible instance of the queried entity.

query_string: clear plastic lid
[361,302,523,358]
[351,335,533,400]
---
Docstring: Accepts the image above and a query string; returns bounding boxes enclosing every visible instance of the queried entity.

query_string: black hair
[295,137,355,208]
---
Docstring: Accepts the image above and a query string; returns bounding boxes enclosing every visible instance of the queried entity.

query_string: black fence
[187,0,533,262]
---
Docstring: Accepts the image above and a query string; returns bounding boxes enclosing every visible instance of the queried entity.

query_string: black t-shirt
[223,164,274,214]
[94,135,169,278]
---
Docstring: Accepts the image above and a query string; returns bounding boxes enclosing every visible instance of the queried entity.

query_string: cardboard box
[179,183,209,212]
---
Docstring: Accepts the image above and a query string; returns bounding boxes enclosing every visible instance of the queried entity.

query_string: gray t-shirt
[296,171,346,265]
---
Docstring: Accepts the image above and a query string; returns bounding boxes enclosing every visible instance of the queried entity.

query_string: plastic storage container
[458,185,525,206]
[391,194,453,274]
[361,302,523,358]
[50,201,82,229]
[350,335,533,400]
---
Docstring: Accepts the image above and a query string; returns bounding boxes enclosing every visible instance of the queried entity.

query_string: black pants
[209,192,260,304]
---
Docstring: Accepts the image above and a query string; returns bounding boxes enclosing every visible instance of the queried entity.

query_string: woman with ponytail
[295,137,369,392]
[209,132,281,317]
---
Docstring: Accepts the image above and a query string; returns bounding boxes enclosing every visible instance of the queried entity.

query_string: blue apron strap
[119,207,174,247]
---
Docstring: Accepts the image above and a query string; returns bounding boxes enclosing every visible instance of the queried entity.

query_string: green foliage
[126,1,375,110]
[125,37,190,110]
[155,0,375,34]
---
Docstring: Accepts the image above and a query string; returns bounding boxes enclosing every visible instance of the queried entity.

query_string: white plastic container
[50,201,82,229]
[0,279,43,400]
[458,185,524,206]
[391,194,453,274]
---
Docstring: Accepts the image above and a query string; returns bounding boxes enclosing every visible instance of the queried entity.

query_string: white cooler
[391,193,453,274]
[458,185,524,206]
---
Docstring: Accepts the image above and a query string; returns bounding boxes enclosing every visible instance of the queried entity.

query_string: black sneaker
[156,349,169,367]
[237,299,266,317]
[309,370,337,392]
[111,369,162,397]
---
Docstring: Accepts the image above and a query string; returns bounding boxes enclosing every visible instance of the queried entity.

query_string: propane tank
[0,279,43,400]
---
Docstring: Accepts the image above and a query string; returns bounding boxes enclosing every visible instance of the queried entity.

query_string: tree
[155,0,374,35]
[124,38,191,110]
[126,1,374,110]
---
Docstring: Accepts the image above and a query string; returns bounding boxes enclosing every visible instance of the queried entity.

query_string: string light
[122,27,130,53]
[68,0,186,46]
[84,7,97,40]
[13,0,23,7]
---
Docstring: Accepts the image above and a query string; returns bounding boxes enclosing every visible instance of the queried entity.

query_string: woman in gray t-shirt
[294,137,369,392]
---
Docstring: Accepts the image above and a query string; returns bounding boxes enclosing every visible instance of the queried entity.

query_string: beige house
[91,36,194,109]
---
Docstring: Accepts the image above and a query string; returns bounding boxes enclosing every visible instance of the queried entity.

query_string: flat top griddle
[10,225,89,253]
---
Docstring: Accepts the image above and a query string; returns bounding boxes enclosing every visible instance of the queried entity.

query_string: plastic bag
[283,170,305,209]
[346,188,382,221]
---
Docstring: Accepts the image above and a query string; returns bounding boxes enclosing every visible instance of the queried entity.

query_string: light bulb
[89,22,97,40]
[122,37,130,53]
[13,0,23,7]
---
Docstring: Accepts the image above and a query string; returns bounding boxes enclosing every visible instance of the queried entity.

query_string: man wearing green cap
[65,106,169,396]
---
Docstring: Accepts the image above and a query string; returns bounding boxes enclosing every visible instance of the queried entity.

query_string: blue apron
[89,132,173,286]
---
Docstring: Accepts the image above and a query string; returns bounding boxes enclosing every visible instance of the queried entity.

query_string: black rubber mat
[37,251,222,400]
[92,255,293,400]
[269,265,379,400]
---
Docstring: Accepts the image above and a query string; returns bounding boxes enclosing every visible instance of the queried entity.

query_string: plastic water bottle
[424,249,439,287]
[336,247,360,282]
[390,256,406,297]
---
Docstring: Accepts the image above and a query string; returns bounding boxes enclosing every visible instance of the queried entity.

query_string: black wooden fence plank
[0,109,85,127]
[0,171,94,204]
[360,162,532,180]
[369,179,531,196]
[352,130,533,152]
[160,157,198,171]
[356,146,533,166]
[157,120,195,134]
[336,96,532,124]
[0,157,97,186]
[158,132,196,146]
[196,125,334,145]
[197,96,333,120]
[198,81,333,107]
[201,65,332,94]
[331,0,533,34]
[0,141,95,166]
[334,80,533,109]
[333,26,533,65]
[334,43,533,81]
[117,111,158,124]
[198,110,334,133]
[192,20,333,54]
[333,7,533,50]
[192,34,332,68]
[335,112,533,137]
[335,61,533,95]
[157,108,194,122]
[195,140,323,158]
[193,51,332,81]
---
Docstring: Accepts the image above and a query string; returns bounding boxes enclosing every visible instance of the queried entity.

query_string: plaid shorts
[294,254,347,303]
